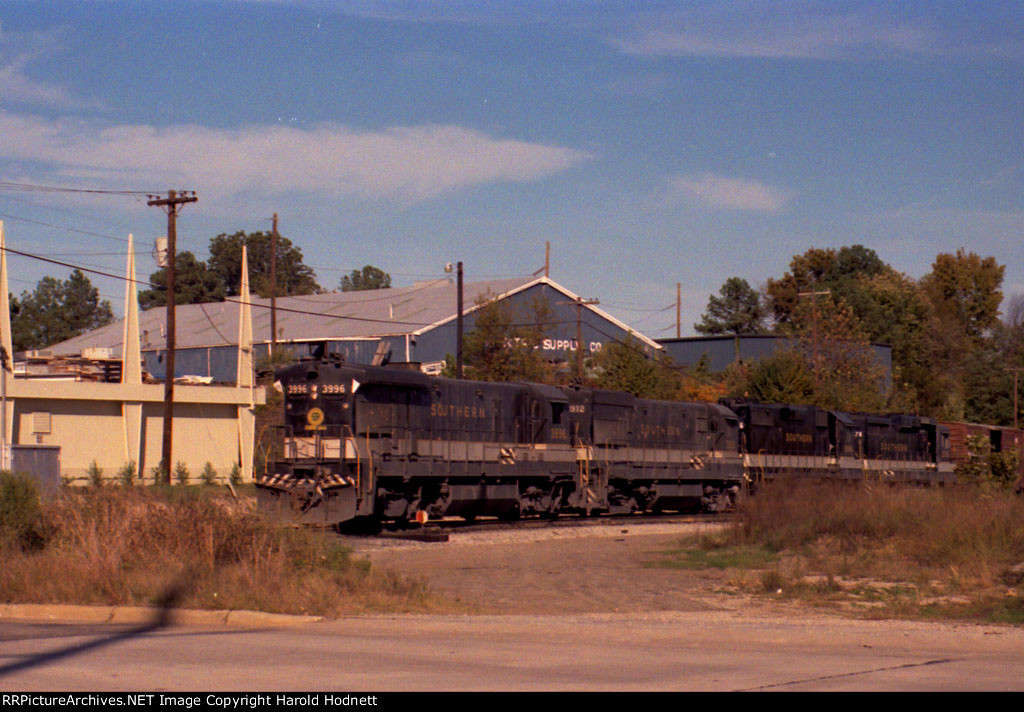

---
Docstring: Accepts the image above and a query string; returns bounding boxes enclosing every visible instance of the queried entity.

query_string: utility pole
[545,242,550,278]
[270,213,278,353]
[147,189,197,485]
[798,290,830,388]
[0,346,8,473]
[558,297,599,382]
[456,261,463,379]
[1008,367,1024,429]
[676,283,681,339]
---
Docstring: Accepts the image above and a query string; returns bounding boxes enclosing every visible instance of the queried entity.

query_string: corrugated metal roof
[46,275,664,355]
[47,276,534,355]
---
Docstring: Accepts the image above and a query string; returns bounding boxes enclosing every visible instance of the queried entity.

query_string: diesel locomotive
[255,355,954,528]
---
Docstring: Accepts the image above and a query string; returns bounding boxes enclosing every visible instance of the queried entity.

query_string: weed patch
[649,539,778,570]
[723,482,1024,623]
[0,487,444,616]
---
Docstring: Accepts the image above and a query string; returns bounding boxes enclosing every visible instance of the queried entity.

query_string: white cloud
[0,113,592,203]
[614,6,943,60]
[0,53,81,107]
[664,173,792,212]
[0,25,96,109]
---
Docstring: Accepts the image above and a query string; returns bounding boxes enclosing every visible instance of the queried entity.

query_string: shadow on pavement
[0,576,205,678]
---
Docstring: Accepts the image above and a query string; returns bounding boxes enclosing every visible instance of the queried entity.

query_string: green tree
[765,245,888,328]
[457,294,552,383]
[725,349,815,405]
[138,251,225,309]
[207,230,321,298]
[340,265,391,292]
[592,334,679,399]
[854,271,933,410]
[790,295,887,412]
[694,277,766,335]
[11,270,114,351]
[763,245,934,410]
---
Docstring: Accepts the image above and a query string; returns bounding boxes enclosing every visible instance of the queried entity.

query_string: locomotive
[255,355,954,528]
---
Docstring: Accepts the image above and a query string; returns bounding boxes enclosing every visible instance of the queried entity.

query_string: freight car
[256,356,745,527]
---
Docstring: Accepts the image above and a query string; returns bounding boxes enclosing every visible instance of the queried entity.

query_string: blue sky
[0,0,1021,338]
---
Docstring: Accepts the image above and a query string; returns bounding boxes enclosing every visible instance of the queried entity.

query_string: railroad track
[344,511,728,542]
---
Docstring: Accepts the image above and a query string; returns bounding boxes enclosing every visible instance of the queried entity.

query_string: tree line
[451,245,1020,427]
[10,230,392,352]
[691,245,1016,425]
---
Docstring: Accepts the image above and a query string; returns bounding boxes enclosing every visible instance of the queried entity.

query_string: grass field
[0,473,446,617]
[650,482,1024,623]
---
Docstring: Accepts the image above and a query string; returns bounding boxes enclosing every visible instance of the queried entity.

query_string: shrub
[118,461,137,487]
[229,463,242,486]
[174,461,190,486]
[0,471,46,551]
[200,462,217,486]
[149,464,166,486]
[87,460,104,488]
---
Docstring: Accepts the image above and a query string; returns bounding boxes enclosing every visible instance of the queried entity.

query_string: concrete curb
[0,603,324,627]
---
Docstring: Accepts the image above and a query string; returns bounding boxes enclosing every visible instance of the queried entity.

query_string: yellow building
[1,223,265,484]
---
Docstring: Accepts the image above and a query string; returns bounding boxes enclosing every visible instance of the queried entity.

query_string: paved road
[1,611,1021,691]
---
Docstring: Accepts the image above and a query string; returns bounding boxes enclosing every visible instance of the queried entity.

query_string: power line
[0,180,154,196]
[0,244,439,328]
[0,212,132,244]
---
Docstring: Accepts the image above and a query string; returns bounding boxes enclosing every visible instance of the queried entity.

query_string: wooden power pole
[676,283,681,338]
[798,289,830,388]
[147,189,197,485]
[270,213,278,353]
[558,297,599,382]
[456,261,463,379]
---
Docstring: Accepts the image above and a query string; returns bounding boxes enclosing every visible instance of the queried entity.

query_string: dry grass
[657,482,1024,623]
[0,481,448,616]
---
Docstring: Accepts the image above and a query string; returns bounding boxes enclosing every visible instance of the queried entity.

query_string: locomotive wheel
[336,515,383,535]
[498,505,521,522]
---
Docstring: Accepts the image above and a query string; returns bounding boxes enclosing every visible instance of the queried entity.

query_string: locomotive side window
[551,401,567,426]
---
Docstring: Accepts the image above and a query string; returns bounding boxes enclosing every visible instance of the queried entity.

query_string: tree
[592,334,679,399]
[725,349,815,405]
[456,293,552,383]
[138,251,225,309]
[340,265,391,292]
[765,245,888,328]
[921,249,1004,341]
[790,295,887,412]
[207,231,321,298]
[694,277,766,335]
[11,270,114,351]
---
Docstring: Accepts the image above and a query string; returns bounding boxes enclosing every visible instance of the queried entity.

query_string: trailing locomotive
[256,355,954,528]
[256,355,744,527]
[723,399,955,487]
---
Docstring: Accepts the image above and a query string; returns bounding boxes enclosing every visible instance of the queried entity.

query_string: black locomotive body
[723,399,955,486]
[257,357,745,527]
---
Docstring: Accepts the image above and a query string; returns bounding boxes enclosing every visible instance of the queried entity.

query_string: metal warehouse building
[657,334,893,382]
[49,276,663,382]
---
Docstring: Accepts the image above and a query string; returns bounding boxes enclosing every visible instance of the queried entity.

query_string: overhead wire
[0,180,155,196]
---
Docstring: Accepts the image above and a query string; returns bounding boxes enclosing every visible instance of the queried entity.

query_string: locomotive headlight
[272,380,283,393]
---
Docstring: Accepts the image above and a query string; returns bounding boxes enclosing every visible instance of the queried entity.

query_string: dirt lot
[347,518,758,615]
